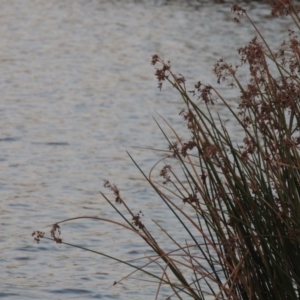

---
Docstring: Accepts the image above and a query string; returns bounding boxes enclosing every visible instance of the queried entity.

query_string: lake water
[0,0,294,299]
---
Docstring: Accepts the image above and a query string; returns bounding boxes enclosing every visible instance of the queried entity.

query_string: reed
[33,1,300,299]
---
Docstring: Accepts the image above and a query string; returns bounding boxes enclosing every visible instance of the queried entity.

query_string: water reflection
[0,0,293,299]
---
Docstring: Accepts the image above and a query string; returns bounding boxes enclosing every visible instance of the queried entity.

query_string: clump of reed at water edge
[33,1,300,299]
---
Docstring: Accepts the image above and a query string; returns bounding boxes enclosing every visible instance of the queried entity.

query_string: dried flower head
[203,143,218,159]
[159,165,172,185]
[181,140,197,158]
[104,180,123,204]
[168,141,180,158]
[32,231,45,244]
[189,82,216,104]
[213,59,238,87]
[268,0,297,17]
[132,211,144,230]
[231,4,246,23]
[182,193,199,205]
[151,55,171,91]
[50,224,62,244]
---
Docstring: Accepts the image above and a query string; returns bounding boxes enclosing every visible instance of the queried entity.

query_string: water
[0,0,294,299]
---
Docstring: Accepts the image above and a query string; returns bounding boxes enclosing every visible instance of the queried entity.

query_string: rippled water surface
[0,0,294,299]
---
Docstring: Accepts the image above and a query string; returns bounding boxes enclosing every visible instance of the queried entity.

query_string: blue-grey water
[0,0,294,299]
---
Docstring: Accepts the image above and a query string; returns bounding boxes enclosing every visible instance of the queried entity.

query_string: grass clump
[33,1,300,299]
